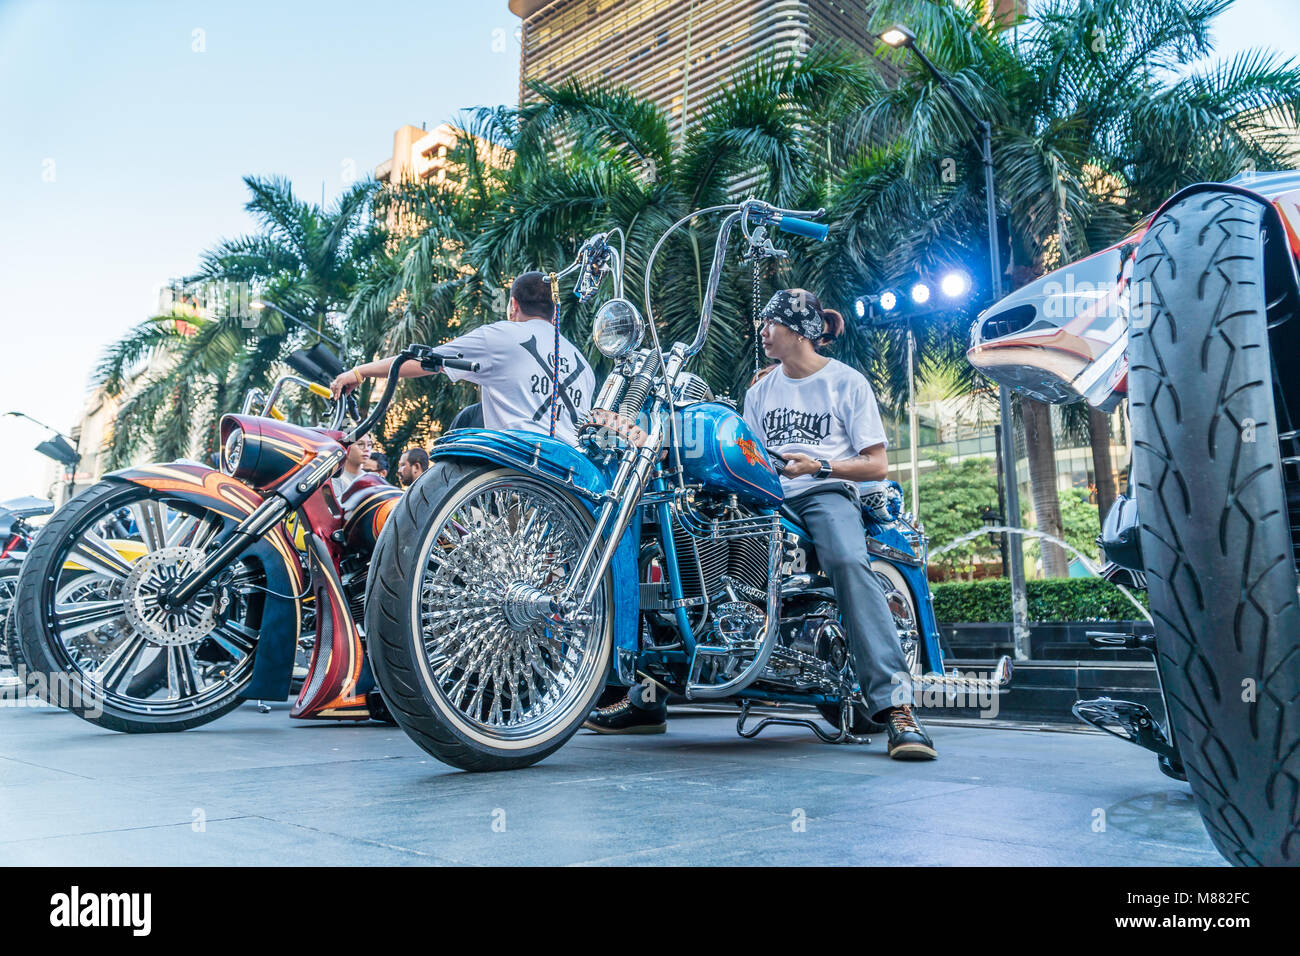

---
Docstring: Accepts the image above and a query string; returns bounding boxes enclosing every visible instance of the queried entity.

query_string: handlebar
[343,345,479,444]
[431,356,479,373]
[644,200,828,361]
[774,215,829,242]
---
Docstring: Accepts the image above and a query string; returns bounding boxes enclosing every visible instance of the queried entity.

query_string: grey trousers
[787,486,913,717]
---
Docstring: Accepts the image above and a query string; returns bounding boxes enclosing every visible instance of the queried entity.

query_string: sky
[1,0,1298,504]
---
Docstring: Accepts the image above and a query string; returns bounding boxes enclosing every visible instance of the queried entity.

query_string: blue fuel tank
[672,402,783,507]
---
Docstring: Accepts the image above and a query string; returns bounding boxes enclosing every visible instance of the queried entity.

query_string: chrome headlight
[221,427,244,476]
[592,298,645,358]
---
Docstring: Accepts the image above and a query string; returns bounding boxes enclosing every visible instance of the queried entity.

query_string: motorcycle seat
[0,496,54,520]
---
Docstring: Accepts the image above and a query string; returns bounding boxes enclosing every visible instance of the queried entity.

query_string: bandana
[758,290,824,341]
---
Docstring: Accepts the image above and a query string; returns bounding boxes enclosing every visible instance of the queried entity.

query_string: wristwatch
[814,458,833,479]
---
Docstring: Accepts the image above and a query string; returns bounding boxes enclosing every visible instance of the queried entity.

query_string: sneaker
[582,697,667,735]
[882,705,937,760]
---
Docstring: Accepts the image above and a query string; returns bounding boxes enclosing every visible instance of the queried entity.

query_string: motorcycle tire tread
[2,570,23,674]
[15,480,251,734]
[4,598,24,673]
[1130,190,1300,866]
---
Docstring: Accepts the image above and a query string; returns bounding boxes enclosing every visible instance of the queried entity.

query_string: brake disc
[122,547,219,647]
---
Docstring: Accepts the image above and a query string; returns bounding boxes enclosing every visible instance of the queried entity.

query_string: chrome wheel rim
[415,475,609,743]
[45,492,264,715]
[874,568,921,677]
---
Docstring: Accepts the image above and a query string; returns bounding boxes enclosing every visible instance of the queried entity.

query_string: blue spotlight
[910,282,931,305]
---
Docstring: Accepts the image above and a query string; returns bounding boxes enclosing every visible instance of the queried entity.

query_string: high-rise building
[509,1,888,137]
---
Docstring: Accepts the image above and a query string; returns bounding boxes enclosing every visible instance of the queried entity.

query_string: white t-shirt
[742,358,888,497]
[440,318,597,445]
[331,467,366,501]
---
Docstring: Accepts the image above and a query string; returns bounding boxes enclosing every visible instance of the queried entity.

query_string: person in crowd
[332,434,371,498]
[397,447,430,487]
[585,289,936,761]
[363,451,390,482]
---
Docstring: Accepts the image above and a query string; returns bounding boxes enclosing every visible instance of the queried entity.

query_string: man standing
[330,272,596,445]
[397,447,429,487]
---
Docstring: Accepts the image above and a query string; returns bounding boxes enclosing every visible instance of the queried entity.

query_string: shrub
[930,577,1149,623]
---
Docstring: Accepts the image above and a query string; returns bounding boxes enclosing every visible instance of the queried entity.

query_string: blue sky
[1,0,1297,502]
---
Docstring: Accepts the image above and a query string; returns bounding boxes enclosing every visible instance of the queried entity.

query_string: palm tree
[844,0,1300,575]
[99,176,381,468]
[395,49,888,402]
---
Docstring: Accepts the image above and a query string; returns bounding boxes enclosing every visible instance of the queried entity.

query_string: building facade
[509,0,886,138]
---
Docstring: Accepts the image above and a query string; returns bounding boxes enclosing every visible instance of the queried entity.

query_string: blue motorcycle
[366,200,1011,771]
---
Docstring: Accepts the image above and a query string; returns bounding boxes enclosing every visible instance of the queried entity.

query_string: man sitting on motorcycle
[586,288,936,761]
[330,271,597,445]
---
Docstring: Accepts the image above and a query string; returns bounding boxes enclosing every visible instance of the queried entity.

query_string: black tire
[816,702,886,735]
[366,461,613,771]
[816,560,926,734]
[1130,190,1300,865]
[15,480,259,734]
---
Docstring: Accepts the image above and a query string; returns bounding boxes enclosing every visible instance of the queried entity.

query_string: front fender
[431,430,640,683]
[104,462,305,701]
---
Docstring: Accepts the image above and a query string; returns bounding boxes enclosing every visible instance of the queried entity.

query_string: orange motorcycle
[13,345,471,732]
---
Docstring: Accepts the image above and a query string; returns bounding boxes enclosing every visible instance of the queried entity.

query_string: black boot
[880,705,937,760]
[583,695,667,735]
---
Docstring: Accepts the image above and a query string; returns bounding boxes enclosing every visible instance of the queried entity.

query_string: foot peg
[1072,696,1185,778]
[915,654,1013,693]
[735,700,870,745]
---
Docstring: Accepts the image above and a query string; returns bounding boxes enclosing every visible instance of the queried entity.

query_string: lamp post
[248,300,345,351]
[6,410,80,502]
[880,23,1030,660]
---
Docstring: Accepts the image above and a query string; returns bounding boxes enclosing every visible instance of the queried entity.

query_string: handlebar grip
[776,216,829,241]
[307,382,332,399]
[441,358,480,373]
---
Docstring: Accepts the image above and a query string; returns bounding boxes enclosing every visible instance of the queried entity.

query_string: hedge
[930,578,1150,623]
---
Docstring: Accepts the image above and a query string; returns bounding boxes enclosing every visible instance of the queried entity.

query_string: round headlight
[222,427,244,475]
[592,298,645,358]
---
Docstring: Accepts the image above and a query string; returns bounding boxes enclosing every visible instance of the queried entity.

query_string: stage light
[879,290,898,312]
[941,271,971,298]
[910,282,931,305]
[855,298,867,319]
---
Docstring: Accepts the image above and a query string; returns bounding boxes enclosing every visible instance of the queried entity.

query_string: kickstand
[736,700,870,745]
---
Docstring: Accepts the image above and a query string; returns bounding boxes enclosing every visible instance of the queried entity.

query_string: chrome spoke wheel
[44,491,264,716]
[414,475,609,744]
[873,564,922,677]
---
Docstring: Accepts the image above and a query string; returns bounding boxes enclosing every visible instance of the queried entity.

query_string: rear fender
[430,429,640,683]
[104,463,305,701]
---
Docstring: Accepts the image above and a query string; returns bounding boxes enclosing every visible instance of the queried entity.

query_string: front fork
[165,449,342,607]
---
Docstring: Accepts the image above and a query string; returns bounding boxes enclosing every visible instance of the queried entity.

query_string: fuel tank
[673,402,783,507]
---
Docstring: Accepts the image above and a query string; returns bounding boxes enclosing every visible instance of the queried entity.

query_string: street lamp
[879,22,1030,660]
[248,300,344,351]
[7,410,79,501]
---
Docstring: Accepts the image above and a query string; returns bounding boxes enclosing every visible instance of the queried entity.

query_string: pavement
[0,699,1224,866]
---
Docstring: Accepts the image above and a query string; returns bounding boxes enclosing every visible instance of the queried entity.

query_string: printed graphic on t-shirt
[762,408,832,445]
[519,334,588,426]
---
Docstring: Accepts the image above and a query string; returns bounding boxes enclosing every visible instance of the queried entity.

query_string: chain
[548,272,560,438]
[751,259,763,375]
